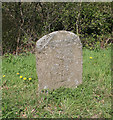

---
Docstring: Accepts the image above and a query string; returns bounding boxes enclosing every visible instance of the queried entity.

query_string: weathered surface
[36,31,82,92]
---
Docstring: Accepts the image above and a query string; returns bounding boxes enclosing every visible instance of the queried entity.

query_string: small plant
[2,49,111,118]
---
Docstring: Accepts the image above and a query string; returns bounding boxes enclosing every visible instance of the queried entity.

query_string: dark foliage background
[2,2,112,55]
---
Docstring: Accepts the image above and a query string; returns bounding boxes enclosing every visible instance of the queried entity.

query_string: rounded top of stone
[36,31,81,52]
[49,30,77,36]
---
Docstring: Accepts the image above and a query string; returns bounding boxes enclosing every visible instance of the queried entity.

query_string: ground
[2,48,111,118]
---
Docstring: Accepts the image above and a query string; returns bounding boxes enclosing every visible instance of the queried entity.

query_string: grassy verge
[2,48,111,118]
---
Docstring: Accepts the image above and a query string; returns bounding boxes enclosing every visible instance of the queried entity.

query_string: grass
[2,48,111,118]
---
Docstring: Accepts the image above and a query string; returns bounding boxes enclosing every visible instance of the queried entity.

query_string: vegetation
[2,48,111,118]
[2,2,112,54]
[2,2,112,119]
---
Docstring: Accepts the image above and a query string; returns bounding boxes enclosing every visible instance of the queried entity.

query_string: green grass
[2,48,111,118]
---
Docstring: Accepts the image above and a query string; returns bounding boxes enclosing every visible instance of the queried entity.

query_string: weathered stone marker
[36,31,82,92]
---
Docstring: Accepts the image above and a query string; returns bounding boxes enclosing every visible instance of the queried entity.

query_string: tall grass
[2,48,111,118]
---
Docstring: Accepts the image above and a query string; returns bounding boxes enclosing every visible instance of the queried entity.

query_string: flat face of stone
[36,31,82,92]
